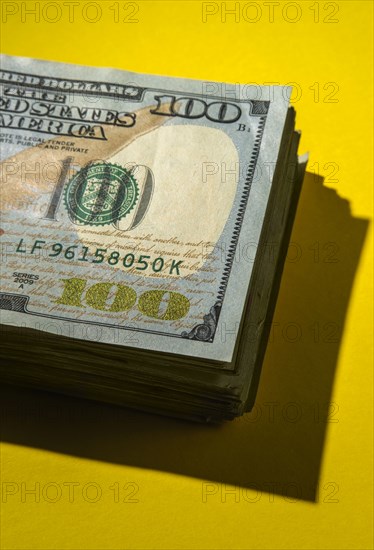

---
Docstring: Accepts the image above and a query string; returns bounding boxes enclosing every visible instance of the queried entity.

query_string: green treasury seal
[64,163,139,226]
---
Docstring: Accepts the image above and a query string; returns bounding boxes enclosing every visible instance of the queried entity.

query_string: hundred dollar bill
[0,54,293,365]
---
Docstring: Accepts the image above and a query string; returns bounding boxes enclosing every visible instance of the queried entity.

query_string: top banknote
[0,55,291,362]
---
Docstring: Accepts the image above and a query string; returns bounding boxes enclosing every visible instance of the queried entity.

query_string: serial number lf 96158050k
[15,239,183,276]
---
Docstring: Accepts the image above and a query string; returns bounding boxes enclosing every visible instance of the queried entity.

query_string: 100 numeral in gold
[56,278,190,321]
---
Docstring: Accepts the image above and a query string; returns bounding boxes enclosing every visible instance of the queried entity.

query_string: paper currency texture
[0,55,290,362]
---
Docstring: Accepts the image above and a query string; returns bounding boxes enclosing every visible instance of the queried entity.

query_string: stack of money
[0,55,307,422]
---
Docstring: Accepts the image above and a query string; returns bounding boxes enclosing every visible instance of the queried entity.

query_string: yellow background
[0,1,373,549]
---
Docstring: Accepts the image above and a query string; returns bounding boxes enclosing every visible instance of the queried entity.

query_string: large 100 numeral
[56,277,190,321]
[151,95,242,123]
